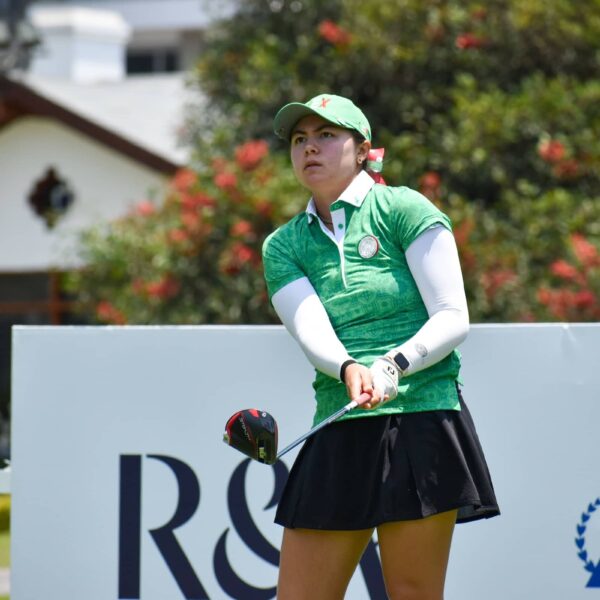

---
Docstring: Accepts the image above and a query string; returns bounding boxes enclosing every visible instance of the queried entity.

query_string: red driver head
[223,408,278,465]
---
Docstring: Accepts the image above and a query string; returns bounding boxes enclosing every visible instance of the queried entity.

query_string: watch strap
[339,359,357,383]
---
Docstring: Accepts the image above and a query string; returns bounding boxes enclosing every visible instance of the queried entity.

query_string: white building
[0,0,234,444]
[28,0,236,76]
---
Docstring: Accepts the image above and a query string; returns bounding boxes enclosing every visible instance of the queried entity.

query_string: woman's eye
[321,131,334,138]
[292,135,305,145]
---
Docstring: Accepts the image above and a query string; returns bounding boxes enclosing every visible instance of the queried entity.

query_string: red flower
[537,288,577,320]
[453,218,474,248]
[214,172,237,190]
[455,33,485,49]
[550,259,581,281]
[571,234,600,268]
[538,139,565,163]
[168,228,190,244]
[180,192,215,211]
[135,201,155,217]
[146,275,180,300]
[537,287,551,305]
[552,158,580,179]
[256,200,273,218]
[181,211,201,231]
[232,242,258,265]
[421,171,441,189]
[318,20,352,46]
[574,289,597,308]
[419,171,442,201]
[221,242,260,275]
[481,268,517,299]
[235,140,269,171]
[172,168,197,192]
[230,220,254,238]
[96,301,127,325]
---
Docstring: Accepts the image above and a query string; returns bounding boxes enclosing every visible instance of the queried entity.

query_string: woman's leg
[277,526,374,600]
[377,510,457,600]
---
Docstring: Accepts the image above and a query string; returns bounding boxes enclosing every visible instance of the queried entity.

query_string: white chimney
[28,5,131,83]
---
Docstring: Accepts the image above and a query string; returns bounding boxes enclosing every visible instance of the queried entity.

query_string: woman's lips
[304,161,322,170]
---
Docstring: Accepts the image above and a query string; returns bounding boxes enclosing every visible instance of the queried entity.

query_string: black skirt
[275,388,500,530]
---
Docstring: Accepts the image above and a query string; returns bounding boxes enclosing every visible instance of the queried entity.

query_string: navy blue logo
[118,455,386,598]
[575,497,600,588]
[118,454,209,599]
[214,458,387,599]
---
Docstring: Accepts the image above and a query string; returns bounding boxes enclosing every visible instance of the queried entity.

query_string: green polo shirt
[262,172,461,425]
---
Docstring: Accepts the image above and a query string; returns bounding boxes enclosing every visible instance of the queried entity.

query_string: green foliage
[0,496,9,533]
[192,0,599,146]
[67,144,303,324]
[70,0,600,323]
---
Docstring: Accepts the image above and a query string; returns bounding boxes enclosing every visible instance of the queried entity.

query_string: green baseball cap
[273,93,372,142]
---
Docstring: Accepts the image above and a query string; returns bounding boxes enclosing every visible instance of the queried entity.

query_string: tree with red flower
[68,137,301,324]
[318,20,352,46]
[538,139,566,163]
[538,233,600,321]
[455,33,486,49]
[235,140,269,171]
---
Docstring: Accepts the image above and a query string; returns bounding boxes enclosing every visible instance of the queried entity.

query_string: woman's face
[290,114,369,199]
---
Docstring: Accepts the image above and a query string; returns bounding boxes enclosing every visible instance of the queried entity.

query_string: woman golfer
[262,94,499,599]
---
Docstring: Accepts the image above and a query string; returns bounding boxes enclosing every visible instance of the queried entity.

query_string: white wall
[0,116,168,271]
[29,5,131,83]
[10,324,600,599]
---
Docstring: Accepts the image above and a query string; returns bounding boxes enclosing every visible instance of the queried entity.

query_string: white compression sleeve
[271,277,352,380]
[387,225,469,375]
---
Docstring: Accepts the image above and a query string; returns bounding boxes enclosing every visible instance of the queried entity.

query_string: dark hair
[351,130,369,170]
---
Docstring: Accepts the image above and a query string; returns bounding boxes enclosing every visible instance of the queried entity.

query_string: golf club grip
[276,392,371,459]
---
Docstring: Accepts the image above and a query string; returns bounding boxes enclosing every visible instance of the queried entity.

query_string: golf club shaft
[276,392,371,459]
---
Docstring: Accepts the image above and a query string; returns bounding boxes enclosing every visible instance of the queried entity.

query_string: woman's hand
[343,362,386,409]
[370,356,399,403]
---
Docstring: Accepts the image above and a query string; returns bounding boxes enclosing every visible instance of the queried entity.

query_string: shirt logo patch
[358,235,379,259]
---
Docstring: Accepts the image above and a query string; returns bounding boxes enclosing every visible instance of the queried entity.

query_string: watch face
[393,352,410,371]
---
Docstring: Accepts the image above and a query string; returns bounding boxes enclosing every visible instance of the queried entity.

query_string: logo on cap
[358,235,379,259]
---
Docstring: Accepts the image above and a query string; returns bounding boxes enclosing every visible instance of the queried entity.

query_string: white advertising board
[10,324,600,599]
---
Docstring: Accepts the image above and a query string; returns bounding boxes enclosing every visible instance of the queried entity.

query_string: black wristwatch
[392,352,410,373]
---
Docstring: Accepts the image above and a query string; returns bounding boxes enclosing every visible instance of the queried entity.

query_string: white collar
[305,171,375,223]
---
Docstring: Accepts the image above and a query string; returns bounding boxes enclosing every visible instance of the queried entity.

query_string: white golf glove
[370,356,399,403]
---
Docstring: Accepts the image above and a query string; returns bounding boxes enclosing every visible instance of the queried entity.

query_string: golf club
[223,392,371,465]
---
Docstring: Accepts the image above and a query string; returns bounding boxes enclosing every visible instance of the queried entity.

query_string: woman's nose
[304,140,318,154]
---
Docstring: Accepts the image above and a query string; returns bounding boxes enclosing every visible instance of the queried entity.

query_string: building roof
[0,71,195,173]
[34,0,237,33]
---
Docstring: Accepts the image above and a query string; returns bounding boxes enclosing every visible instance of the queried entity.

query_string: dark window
[126,48,179,74]
[28,167,75,229]
[126,52,155,74]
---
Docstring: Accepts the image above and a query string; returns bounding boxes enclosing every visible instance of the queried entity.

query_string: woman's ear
[357,140,371,164]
